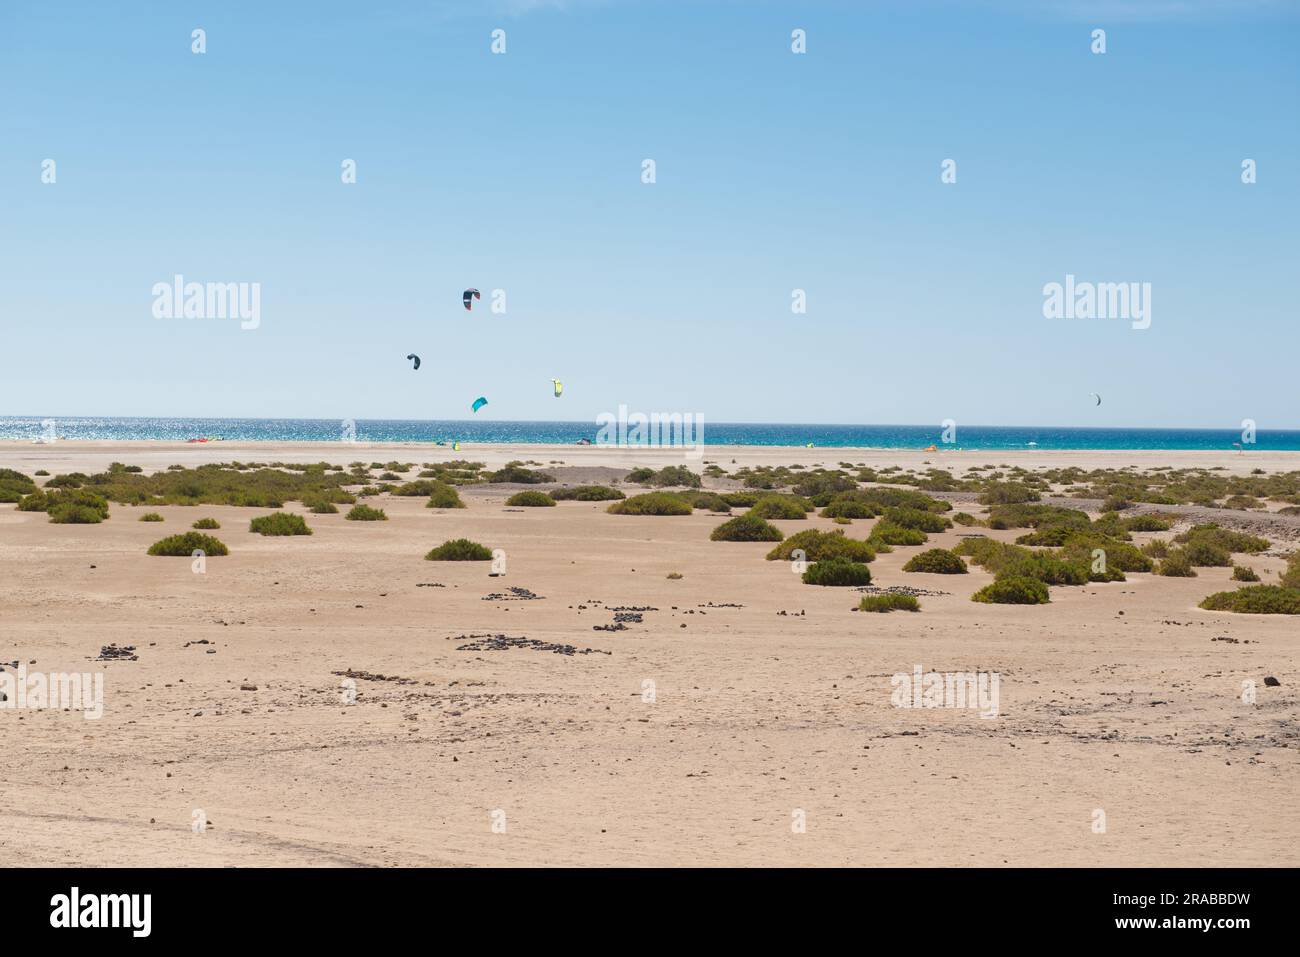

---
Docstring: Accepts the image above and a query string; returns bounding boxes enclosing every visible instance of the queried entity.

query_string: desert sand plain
[1,442,1296,866]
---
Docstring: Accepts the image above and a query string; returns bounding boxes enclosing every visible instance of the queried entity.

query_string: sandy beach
[1,442,1297,867]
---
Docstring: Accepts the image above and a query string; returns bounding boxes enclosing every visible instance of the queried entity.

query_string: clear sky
[2,0,1297,428]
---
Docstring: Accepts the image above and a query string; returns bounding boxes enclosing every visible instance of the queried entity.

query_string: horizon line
[2,414,1298,434]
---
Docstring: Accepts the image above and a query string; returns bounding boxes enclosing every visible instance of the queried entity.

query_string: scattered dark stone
[593,623,627,632]
[453,633,610,656]
[95,644,138,662]
[483,587,543,601]
[332,669,420,686]
[1264,676,1281,687]
[857,585,949,598]
[415,582,446,588]
[699,602,743,608]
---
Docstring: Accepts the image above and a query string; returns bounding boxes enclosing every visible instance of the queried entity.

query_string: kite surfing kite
[406,354,421,370]
[463,288,480,311]
[471,396,488,413]
[551,379,563,398]
[1089,392,1102,406]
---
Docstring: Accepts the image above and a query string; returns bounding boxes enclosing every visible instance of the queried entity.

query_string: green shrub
[1281,553,1300,589]
[425,538,493,561]
[549,485,625,501]
[44,490,110,524]
[801,557,872,587]
[505,491,556,508]
[346,504,388,521]
[391,480,439,496]
[1156,549,1197,577]
[792,473,858,500]
[139,512,164,522]
[883,506,951,532]
[748,495,808,520]
[1232,564,1260,582]
[308,500,339,514]
[820,495,879,519]
[1057,535,1153,573]
[995,552,1090,586]
[669,491,724,512]
[486,464,555,484]
[971,576,1050,604]
[426,482,466,509]
[710,513,784,542]
[977,482,1041,505]
[1181,539,1232,567]
[987,503,1089,531]
[1174,523,1269,555]
[147,532,229,556]
[1142,539,1170,559]
[49,504,106,524]
[720,491,762,508]
[607,493,693,516]
[250,513,312,536]
[952,512,982,527]
[766,529,874,563]
[192,518,221,529]
[0,468,38,503]
[1199,585,1300,615]
[858,594,920,612]
[1123,514,1173,532]
[869,522,927,546]
[626,465,701,488]
[903,548,967,574]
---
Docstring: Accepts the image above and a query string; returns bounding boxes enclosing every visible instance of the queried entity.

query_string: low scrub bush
[147,532,229,556]
[710,514,784,542]
[883,507,952,532]
[426,482,466,509]
[0,468,37,503]
[1199,585,1300,615]
[971,576,1050,604]
[1156,549,1197,577]
[748,495,809,521]
[346,504,388,521]
[902,548,967,574]
[249,513,312,536]
[801,557,872,587]
[425,538,493,561]
[505,491,556,507]
[139,512,164,522]
[607,493,693,516]
[869,522,927,546]
[858,594,920,613]
[486,464,555,484]
[626,465,700,488]
[1232,564,1260,582]
[549,485,624,501]
[766,529,874,563]
[1174,523,1269,555]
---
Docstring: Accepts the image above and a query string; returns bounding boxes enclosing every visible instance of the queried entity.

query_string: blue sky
[2,0,1297,428]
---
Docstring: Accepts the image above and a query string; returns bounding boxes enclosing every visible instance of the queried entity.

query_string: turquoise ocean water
[2,417,1298,451]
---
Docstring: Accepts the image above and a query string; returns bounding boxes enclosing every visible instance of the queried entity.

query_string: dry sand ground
[1,442,1297,867]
